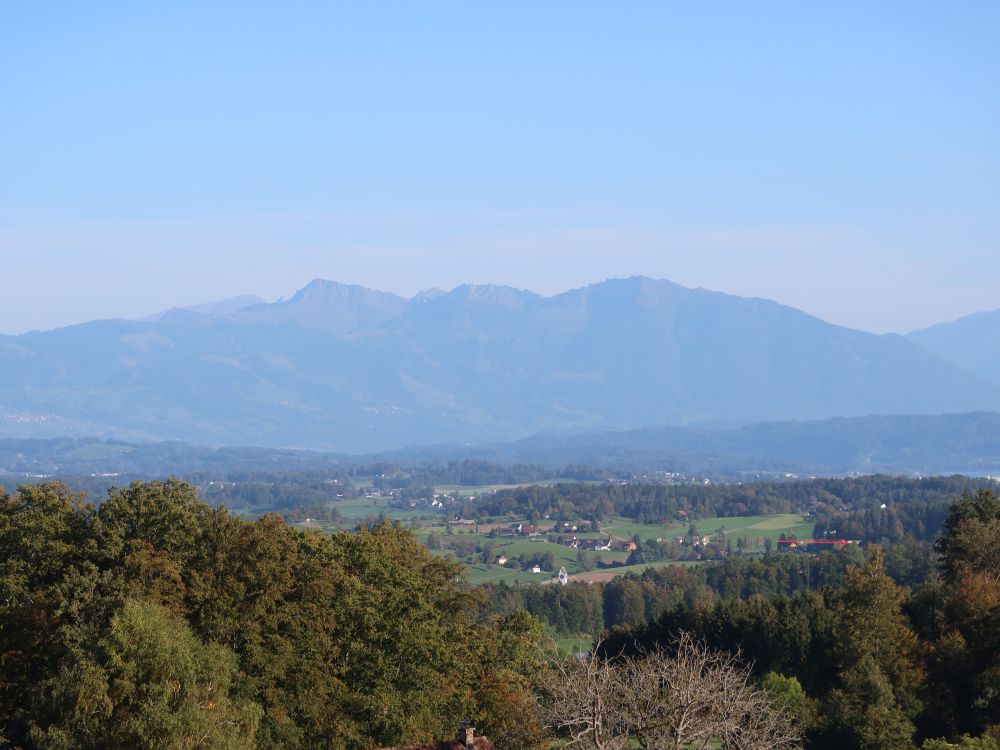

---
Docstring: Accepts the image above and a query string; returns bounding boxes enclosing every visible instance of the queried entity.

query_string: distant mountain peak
[412,287,446,302]
[571,276,689,300]
[908,308,1000,387]
[291,278,340,298]
[909,307,1000,336]
[288,279,403,303]
[238,279,409,333]
[137,294,265,322]
[446,283,540,307]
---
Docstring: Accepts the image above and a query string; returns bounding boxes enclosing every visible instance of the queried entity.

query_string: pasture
[602,514,814,550]
[691,513,815,548]
[566,559,705,583]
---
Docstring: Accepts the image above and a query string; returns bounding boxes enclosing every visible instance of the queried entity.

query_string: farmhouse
[577,538,611,551]
[499,522,545,538]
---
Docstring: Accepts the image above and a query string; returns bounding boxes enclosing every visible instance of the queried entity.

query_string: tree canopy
[0,481,544,750]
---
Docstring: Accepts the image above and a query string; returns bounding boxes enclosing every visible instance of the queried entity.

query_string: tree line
[3,478,997,749]
[474,489,1000,747]
[599,490,1000,749]
[470,475,987,526]
[0,480,545,750]
[475,546,868,635]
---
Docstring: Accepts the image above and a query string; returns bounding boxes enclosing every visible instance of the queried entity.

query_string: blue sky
[2,1,998,334]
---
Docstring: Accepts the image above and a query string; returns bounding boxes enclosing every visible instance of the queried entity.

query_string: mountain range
[3,412,999,477]
[1,277,997,452]
[413,412,1000,474]
[907,309,1000,387]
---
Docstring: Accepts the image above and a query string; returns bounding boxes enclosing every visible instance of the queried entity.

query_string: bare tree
[540,644,631,750]
[539,633,801,750]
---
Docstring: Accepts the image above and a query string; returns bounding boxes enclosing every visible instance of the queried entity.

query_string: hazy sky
[3,2,998,335]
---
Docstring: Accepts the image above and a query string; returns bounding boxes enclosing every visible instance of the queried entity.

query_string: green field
[462,556,706,585]
[296,510,814,584]
[602,514,813,549]
[689,513,814,547]
[555,634,596,654]
[466,514,811,582]
[600,518,685,541]
[463,564,562,585]
[567,559,706,580]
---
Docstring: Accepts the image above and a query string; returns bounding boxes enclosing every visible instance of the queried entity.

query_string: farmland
[294,502,815,585]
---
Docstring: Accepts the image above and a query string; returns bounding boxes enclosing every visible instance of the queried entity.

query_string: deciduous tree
[541,633,801,750]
